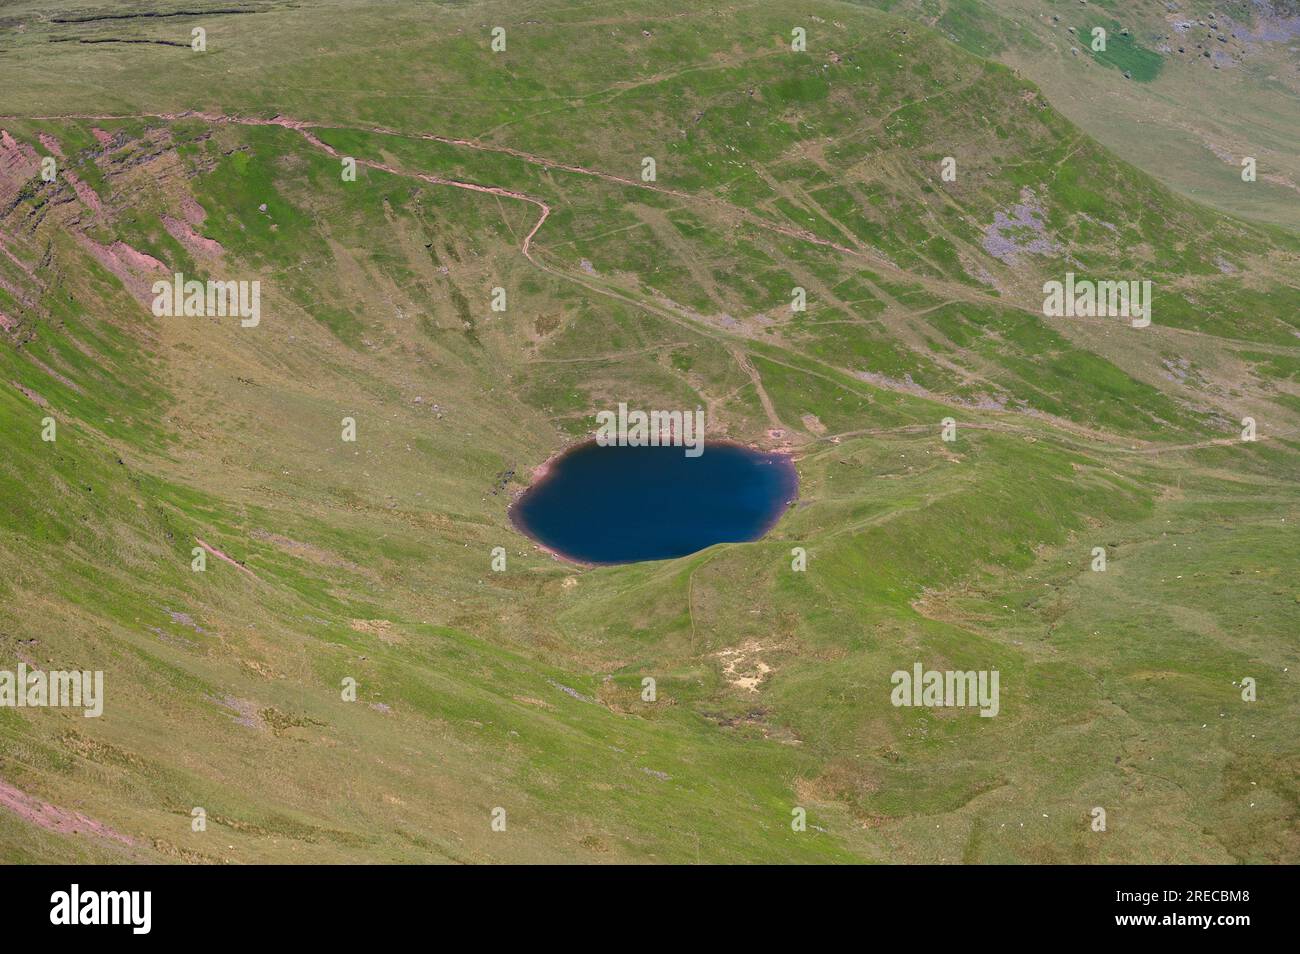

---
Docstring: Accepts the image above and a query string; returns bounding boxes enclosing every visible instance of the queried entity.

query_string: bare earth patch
[162,214,224,256]
[0,778,134,846]
[801,413,827,435]
[715,639,776,693]
[350,618,402,645]
[981,188,1059,265]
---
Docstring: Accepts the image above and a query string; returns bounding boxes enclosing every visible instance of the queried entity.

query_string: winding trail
[26,109,1292,350]
[5,110,894,274]
[213,113,556,263]
[3,110,554,261]
[727,343,786,432]
[6,109,1294,457]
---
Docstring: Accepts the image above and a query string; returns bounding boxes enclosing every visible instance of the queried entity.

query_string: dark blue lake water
[511,441,798,565]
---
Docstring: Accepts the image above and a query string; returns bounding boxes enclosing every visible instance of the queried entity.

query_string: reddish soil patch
[113,241,165,271]
[76,236,167,306]
[0,777,134,847]
[64,172,104,215]
[11,380,47,406]
[0,232,38,280]
[195,537,259,580]
[36,133,64,158]
[178,193,208,226]
[0,130,39,208]
[162,214,223,256]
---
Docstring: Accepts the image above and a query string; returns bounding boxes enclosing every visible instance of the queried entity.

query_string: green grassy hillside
[864,0,1300,230]
[0,0,1295,863]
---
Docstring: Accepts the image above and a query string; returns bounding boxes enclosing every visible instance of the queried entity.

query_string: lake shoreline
[508,434,800,568]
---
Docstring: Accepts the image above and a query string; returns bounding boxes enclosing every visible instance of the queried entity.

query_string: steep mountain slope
[0,0,1296,863]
